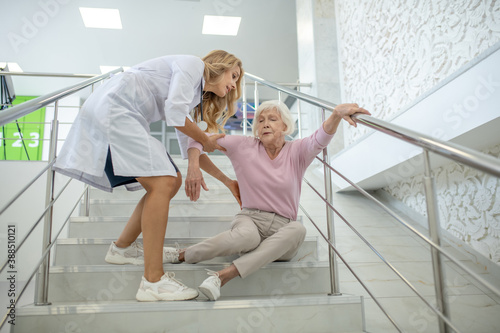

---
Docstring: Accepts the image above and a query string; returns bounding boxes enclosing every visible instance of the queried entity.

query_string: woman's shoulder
[223,134,259,144]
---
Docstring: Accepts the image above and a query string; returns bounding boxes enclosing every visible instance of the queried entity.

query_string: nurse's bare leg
[137,172,182,282]
[114,194,146,248]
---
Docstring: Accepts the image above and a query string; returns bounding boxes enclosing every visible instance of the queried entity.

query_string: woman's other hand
[225,179,242,209]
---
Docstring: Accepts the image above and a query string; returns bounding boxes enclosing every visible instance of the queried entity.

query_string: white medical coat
[54,55,204,192]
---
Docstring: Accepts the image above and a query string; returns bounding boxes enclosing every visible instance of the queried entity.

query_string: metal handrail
[298,202,404,332]
[244,72,500,333]
[244,72,500,178]
[2,70,310,86]
[0,185,87,330]
[0,71,97,78]
[352,114,500,177]
[315,156,500,298]
[0,177,72,275]
[245,73,335,110]
[0,160,55,216]
[299,181,463,333]
[0,69,122,309]
[0,67,123,126]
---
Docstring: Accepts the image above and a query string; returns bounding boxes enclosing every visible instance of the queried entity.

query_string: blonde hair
[252,100,295,138]
[194,50,244,133]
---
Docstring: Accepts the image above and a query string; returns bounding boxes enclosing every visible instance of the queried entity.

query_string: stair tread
[89,198,238,204]
[17,293,362,315]
[70,215,236,222]
[55,235,318,244]
[49,261,329,273]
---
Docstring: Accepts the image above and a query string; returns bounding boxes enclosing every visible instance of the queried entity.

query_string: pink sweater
[188,124,334,220]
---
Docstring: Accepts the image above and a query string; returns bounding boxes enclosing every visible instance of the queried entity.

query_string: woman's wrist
[222,177,233,187]
[331,107,343,119]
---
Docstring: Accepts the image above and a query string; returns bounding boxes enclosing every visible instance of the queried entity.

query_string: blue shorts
[104,148,179,188]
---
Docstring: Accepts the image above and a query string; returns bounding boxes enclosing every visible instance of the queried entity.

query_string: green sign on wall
[0,96,46,161]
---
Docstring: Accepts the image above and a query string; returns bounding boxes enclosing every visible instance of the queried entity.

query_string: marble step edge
[87,199,237,205]
[49,261,330,274]
[91,183,230,192]
[16,293,363,316]
[69,215,236,223]
[55,236,318,246]
[69,215,303,223]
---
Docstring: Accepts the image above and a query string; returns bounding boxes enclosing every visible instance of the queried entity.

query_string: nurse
[54,50,244,301]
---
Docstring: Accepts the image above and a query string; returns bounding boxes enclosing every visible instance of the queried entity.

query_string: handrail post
[82,185,90,217]
[242,76,247,135]
[81,86,92,217]
[321,108,341,296]
[296,81,302,139]
[35,100,60,305]
[423,150,449,333]
[254,81,259,110]
[278,91,282,103]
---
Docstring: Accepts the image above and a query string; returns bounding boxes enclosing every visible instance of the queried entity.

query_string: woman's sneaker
[105,241,144,265]
[105,241,181,265]
[198,270,221,301]
[163,246,181,264]
[136,272,199,301]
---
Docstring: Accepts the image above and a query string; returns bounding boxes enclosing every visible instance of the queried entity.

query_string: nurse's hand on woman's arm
[175,118,226,153]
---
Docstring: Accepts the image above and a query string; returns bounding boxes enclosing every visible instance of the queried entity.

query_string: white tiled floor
[299,165,500,333]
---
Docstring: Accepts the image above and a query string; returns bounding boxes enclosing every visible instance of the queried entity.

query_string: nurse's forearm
[187,148,201,169]
[175,118,209,146]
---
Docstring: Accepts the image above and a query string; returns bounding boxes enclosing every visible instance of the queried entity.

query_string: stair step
[54,236,319,265]
[69,215,235,238]
[47,261,331,302]
[85,199,241,216]
[13,294,364,333]
[88,184,236,200]
[171,154,235,167]
[68,215,303,238]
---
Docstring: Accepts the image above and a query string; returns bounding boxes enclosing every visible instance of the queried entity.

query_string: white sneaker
[105,241,144,265]
[198,270,221,301]
[136,272,199,301]
[163,246,181,264]
[105,242,181,265]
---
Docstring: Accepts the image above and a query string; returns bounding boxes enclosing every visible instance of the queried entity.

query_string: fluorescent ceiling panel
[79,7,122,29]
[0,62,23,72]
[202,15,241,36]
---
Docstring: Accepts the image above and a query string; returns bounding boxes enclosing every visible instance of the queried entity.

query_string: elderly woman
[177,100,370,300]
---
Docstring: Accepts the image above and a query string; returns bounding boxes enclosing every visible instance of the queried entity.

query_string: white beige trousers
[184,208,307,278]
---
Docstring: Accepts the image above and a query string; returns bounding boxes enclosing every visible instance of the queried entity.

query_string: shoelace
[165,272,188,289]
[131,241,144,257]
[205,269,221,287]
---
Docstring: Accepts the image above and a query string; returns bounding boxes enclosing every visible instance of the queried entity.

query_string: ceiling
[1,0,299,100]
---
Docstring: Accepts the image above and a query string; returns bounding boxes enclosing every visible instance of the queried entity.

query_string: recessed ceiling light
[202,15,241,36]
[79,7,122,29]
[99,65,130,74]
[0,62,23,72]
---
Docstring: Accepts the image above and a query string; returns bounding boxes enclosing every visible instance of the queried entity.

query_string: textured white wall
[335,0,500,263]
[336,0,500,146]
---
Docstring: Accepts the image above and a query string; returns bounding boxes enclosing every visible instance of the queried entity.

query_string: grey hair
[251,100,295,137]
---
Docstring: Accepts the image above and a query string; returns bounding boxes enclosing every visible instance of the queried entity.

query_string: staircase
[13,156,365,333]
